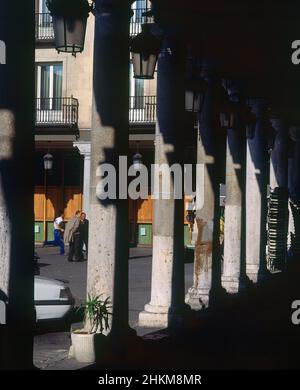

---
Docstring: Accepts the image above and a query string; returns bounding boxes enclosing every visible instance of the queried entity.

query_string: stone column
[246,99,269,282]
[74,141,91,216]
[267,118,288,271]
[87,0,133,337]
[288,127,300,259]
[138,32,187,328]
[185,63,222,309]
[269,118,288,189]
[0,1,35,368]
[221,81,246,293]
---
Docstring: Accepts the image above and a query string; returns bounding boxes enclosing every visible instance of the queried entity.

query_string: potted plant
[46,0,93,54]
[70,293,112,363]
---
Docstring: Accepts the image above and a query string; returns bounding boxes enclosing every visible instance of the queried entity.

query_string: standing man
[79,212,89,260]
[64,210,82,262]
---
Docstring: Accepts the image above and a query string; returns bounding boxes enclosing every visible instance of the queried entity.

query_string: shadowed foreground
[82,261,300,370]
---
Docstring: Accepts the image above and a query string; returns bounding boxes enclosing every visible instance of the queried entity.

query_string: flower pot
[52,15,87,54]
[71,331,95,363]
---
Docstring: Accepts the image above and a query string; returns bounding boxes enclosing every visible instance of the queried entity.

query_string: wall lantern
[219,111,235,129]
[132,152,143,171]
[185,79,208,113]
[132,142,143,171]
[46,0,93,55]
[43,153,54,171]
[130,23,161,79]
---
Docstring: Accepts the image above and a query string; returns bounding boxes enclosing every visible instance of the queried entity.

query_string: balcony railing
[129,96,156,123]
[35,97,79,127]
[35,7,151,41]
[130,6,153,36]
[35,13,54,41]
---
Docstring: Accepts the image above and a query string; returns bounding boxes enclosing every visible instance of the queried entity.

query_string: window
[130,63,144,109]
[133,0,147,23]
[38,0,49,14]
[36,63,63,110]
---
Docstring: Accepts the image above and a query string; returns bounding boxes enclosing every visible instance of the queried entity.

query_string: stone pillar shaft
[87,0,132,335]
[269,118,288,189]
[246,99,269,282]
[186,68,222,309]
[74,141,91,217]
[267,118,288,271]
[288,127,300,258]
[139,33,186,328]
[0,1,35,368]
[222,123,246,293]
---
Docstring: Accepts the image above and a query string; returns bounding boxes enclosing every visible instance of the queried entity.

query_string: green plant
[77,293,112,334]
[46,0,92,18]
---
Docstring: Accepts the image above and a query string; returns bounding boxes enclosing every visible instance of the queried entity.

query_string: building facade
[33,0,187,246]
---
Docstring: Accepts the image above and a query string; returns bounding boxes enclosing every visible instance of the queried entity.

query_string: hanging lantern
[185,79,208,113]
[132,152,143,171]
[130,23,161,79]
[46,0,92,55]
[218,82,237,129]
[43,153,54,171]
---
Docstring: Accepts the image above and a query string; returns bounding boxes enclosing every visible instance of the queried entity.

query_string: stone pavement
[32,246,300,370]
[33,245,193,370]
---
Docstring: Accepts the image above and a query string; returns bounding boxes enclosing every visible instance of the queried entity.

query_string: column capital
[222,79,243,102]
[247,98,269,118]
[200,58,220,80]
[73,141,91,157]
[289,126,300,142]
[94,0,134,12]
[269,117,285,133]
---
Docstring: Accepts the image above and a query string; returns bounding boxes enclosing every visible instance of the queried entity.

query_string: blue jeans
[44,229,65,255]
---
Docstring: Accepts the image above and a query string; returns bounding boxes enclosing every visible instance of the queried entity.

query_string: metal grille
[35,97,79,126]
[129,96,156,123]
[35,13,54,41]
[130,5,153,36]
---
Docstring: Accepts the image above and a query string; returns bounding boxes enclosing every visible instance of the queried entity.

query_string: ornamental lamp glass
[43,153,54,171]
[185,79,207,113]
[132,152,143,171]
[219,111,235,129]
[130,24,161,79]
[46,0,92,55]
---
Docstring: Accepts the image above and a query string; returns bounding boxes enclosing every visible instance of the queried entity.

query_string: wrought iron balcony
[129,96,156,123]
[35,97,79,129]
[35,13,54,41]
[130,6,153,36]
[35,6,151,41]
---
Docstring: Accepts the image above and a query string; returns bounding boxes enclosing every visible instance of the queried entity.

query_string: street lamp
[46,0,92,55]
[132,143,143,171]
[185,79,208,113]
[43,151,54,242]
[130,23,161,79]
[43,152,54,170]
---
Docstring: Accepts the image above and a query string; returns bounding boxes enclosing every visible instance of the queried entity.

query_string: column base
[138,303,169,328]
[221,276,244,293]
[139,311,168,328]
[247,265,270,283]
[138,303,187,328]
[185,287,209,310]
